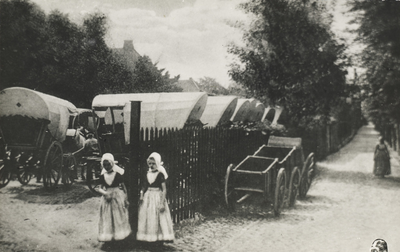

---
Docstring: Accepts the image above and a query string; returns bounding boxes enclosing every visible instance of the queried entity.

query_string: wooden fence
[135,127,269,223]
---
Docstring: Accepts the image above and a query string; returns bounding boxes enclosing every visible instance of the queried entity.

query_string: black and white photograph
[0,0,399,251]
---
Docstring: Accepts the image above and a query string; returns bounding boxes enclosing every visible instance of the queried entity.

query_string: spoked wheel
[17,153,34,185]
[86,161,102,196]
[43,141,63,190]
[225,164,239,211]
[299,153,315,199]
[62,155,76,186]
[0,161,11,188]
[273,168,286,217]
[288,167,301,207]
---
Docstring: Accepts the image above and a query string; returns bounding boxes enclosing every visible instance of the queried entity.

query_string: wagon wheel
[0,161,11,188]
[17,153,34,185]
[62,155,76,186]
[43,141,63,190]
[86,161,102,196]
[299,153,315,199]
[273,168,286,217]
[224,164,237,211]
[288,167,301,207]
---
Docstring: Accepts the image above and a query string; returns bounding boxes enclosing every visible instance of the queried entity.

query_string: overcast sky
[29,0,358,87]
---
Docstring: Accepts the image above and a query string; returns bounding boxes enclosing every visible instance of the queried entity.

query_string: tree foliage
[349,0,400,127]
[228,0,348,128]
[197,76,229,95]
[0,0,180,108]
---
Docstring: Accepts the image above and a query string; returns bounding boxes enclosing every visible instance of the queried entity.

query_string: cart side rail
[233,155,279,174]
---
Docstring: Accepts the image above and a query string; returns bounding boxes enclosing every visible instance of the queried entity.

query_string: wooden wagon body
[225,136,315,216]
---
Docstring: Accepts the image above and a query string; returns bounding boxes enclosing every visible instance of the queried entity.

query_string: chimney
[123,40,134,52]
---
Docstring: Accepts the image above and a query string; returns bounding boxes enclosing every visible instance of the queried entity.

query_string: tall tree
[0,0,47,89]
[228,0,348,128]
[349,0,400,127]
[0,0,181,108]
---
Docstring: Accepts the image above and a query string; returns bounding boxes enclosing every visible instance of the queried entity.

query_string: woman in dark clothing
[137,152,174,243]
[373,137,391,177]
[96,153,131,242]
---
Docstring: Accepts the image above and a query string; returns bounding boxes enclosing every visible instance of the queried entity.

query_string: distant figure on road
[370,238,388,252]
[373,137,391,178]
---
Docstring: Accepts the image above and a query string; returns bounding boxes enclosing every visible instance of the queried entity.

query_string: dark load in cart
[224,136,315,216]
[0,87,85,189]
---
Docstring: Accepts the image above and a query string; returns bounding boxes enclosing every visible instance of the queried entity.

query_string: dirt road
[213,124,400,252]
[1,124,399,252]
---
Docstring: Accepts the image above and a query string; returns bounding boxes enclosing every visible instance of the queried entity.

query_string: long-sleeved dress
[373,143,391,176]
[137,171,174,242]
[98,172,131,241]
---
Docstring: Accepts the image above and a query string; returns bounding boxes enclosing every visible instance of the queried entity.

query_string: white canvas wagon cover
[200,96,238,127]
[230,98,250,122]
[0,87,78,142]
[247,99,265,122]
[92,92,208,129]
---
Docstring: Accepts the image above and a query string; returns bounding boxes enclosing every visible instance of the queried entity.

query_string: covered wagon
[0,87,82,189]
[247,100,265,122]
[230,98,250,122]
[92,92,208,130]
[200,96,238,127]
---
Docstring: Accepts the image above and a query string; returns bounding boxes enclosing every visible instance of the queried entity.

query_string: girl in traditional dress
[137,152,174,244]
[373,137,391,177]
[96,153,131,242]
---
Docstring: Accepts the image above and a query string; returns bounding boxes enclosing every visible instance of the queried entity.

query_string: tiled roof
[175,78,201,92]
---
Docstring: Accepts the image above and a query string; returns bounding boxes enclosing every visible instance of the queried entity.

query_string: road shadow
[96,236,178,252]
[314,166,400,190]
[2,180,97,204]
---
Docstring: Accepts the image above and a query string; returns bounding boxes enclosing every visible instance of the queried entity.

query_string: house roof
[175,78,201,92]
[112,40,141,68]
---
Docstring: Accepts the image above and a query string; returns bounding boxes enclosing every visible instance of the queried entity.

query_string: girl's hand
[104,192,112,201]
[159,205,165,212]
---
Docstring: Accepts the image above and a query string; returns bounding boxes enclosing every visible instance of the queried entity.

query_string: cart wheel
[274,168,286,217]
[0,161,11,188]
[17,153,34,185]
[43,141,63,190]
[299,153,315,199]
[224,164,236,211]
[86,161,102,196]
[62,155,76,186]
[288,167,300,207]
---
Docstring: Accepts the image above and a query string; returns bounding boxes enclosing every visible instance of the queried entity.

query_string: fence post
[127,101,141,236]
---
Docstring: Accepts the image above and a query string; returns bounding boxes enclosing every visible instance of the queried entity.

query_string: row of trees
[228,0,350,131]
[1,0,362,133]
[349,0,400,131]
[0,0,181,108]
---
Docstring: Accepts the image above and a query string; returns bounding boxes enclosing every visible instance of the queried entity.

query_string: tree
[0,0,181,108]
[349,0,400,126]
[0,0,48,89]
[197,77,229,95]
[228,0,348,128]
[115,55,181,93]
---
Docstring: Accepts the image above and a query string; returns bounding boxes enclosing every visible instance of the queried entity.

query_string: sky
[29,0,360,87]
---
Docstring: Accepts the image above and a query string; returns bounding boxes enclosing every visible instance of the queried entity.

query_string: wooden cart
[224,136,315,216]
[0,87,84,189]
